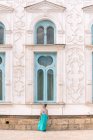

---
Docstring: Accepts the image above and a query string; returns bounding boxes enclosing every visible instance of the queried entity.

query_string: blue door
[35,53,56,103]
[0,53,5,100]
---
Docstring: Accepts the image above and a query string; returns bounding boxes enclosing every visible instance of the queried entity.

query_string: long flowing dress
[38,112,48,131]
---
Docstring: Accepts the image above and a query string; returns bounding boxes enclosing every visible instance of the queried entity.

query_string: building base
[0,115,93,130]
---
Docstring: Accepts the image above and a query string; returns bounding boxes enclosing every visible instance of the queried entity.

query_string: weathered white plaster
[0,0,92,115]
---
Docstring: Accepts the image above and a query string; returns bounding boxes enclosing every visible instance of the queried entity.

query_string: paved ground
[0,130,93,140]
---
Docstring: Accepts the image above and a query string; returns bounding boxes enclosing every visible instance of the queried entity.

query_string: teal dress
[38,112,48,131]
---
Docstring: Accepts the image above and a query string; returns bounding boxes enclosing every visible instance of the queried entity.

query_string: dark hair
[44,104,47,107]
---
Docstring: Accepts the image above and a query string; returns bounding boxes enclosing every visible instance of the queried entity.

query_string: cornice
[0,4,14,13]
[25,44,65,51]
[24,0,66,13]
[82,5,93,13]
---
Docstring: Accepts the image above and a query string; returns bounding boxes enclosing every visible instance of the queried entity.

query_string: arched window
[91,24,93,45]
[35,20,55,45]
[37,26,44,44]
[0,22,5,44]
[35,53,56,103]
[47,26,54,44]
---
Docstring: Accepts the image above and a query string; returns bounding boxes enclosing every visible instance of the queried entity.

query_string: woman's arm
[46,109,48,115]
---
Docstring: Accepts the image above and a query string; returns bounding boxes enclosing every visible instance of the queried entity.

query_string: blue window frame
[92,25,93,45]
[35,20,56,45]
[34,53,56,103]
[0,22,5,44]
[0,53,5,101]
[92,52,93,102]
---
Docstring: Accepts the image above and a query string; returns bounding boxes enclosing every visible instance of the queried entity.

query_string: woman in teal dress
[38,104,48,132]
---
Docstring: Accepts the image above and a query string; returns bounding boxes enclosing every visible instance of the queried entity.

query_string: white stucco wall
[0,0,92,115]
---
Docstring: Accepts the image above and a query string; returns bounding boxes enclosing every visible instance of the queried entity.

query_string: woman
[38,104,48,132]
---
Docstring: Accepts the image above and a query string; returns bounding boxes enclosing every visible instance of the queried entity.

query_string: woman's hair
[44,104,47,107]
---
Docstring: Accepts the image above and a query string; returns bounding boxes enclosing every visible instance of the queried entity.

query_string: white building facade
[0,0,93,116]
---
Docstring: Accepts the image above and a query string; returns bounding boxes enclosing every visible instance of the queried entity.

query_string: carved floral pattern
[66,0,85,103]
[66,48,85,103]
[66,0,84,45]
[13,0,26,100]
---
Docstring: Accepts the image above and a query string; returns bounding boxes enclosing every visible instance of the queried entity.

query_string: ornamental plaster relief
[66,48,85,103]
[66,0,84,45]
[65,0,85,103]
[13,0,26,103]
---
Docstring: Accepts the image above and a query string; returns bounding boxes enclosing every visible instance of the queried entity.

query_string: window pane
[47,69,54,101]
[0,26,4,44]
[38,56,53,67]
[47,27,54,44]
[37,69,44,101]
[0,57,2,64]
[37,26,44,44]
[0,70,2,100]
